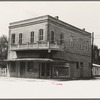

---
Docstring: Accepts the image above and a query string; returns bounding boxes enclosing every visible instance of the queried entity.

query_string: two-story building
[6,15,92,79]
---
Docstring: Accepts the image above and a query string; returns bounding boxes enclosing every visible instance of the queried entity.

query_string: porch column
[17,62,20,77]
[6,62,10,77]
[51,63,52,78]
[45,62,47,77]
[39,63,40,78]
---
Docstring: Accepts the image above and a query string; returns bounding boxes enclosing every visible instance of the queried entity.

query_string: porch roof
[5,58,76,63]
[4,58,69,63]
[5,58,53,62]
[93,63,100,68]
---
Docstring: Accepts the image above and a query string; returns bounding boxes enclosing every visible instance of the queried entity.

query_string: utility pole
[91,32,94,78]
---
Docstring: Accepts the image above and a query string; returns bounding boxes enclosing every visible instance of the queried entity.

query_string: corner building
[7,15,92,79]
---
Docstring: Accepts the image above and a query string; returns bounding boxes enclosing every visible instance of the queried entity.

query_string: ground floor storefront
[7,59,72,79]
[6,58,91,79]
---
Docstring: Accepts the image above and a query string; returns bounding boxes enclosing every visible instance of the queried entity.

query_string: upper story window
[30,31,34,43]
[39,29,43,41]
[60,33,64,45]
[76,61,79,69]
[11,34,15,44]
[50,30,55,44]
[70,36,74,47]
[86,41,89,51]
[80,39,83,50]
[19,33,22,44]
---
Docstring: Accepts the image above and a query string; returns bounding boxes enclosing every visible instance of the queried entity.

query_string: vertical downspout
[91,32,94,78]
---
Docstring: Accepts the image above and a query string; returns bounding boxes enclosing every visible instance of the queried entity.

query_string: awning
[4,58,53,62]
[4,58,76,63]
[93,63,100,68]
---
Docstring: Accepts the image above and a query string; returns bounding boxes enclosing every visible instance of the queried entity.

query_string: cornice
[48,18,91,37]
[9,19,48,29]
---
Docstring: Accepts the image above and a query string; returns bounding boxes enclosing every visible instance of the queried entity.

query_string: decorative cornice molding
[9,19,48,29]
[48,18,91,37]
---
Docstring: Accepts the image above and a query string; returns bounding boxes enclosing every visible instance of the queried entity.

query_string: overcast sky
[0,1,100,47]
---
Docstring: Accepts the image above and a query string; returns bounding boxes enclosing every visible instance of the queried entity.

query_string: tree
[0,35,8,68]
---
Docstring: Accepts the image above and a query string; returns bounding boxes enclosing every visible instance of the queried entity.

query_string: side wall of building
[48,20,91,78]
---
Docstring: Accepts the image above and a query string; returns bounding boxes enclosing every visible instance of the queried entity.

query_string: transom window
[50,30,55,43]
[11,34,15,44]
[19,33,22,44]
[60,33,64,44]
[30,31,34,43]
[39,29,43,41]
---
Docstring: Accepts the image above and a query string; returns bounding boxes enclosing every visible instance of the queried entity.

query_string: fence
[0,68,6,77]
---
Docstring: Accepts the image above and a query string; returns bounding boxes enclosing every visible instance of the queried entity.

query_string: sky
[0,1,100,47]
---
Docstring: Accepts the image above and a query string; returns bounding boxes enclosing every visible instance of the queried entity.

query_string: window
[80,62,83,68]
[27,62,34,72]
[60,33,64,44]
[86,41,89,51]
[19,33,22,44]
[50,30,55,43]
[11,62,16,72]
[39,29,43,41]
[76,61,79,69]
[30,31,34,43]
[11,34,15,44]
[80,39,83,49]
[70,36,74,47]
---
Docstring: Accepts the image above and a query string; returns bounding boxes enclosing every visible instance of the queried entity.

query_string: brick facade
[7,15,92,79]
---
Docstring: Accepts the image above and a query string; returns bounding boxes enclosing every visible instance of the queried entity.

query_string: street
[0,77,100,98]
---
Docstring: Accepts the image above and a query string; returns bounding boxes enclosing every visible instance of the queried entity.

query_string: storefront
[6,58,71,78]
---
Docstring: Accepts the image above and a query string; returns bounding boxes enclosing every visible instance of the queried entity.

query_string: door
[46,63,51,77]
[80,62,83,78]
[20,62,25,77]
[41,63,51,78]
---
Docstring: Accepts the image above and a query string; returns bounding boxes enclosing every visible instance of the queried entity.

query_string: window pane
[60,33,64,44]
[30,31,34,43]
[39,29,43,41]
[70,36,74,47]
[11,34,15,44]
[19,33,22,44]
[51,31,55,43]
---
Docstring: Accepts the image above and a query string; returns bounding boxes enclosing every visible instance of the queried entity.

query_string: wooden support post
[51,63,52,78]
[39,63,40,78]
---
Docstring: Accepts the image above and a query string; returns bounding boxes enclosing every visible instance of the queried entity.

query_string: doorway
[20,62,25,77]
[40,63,51,78]
[80,62,83,78]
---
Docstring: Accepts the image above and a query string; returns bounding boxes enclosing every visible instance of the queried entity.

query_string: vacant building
[6,15,92,79]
